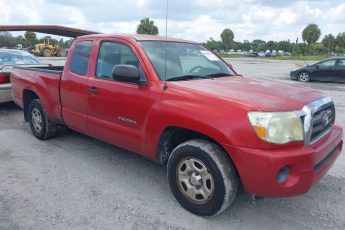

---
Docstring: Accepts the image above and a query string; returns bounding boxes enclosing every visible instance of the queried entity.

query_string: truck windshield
[140,41,235,81]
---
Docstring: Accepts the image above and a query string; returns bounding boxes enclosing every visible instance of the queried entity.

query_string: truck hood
[170,76,325,111]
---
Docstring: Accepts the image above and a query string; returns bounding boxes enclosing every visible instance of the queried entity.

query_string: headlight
[248,111,304,144]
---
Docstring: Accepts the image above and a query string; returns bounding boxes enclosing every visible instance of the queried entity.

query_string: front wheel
[167,139,238,216]
[298,71,310,82]
[42,48,52,57]
[28,99,56,140]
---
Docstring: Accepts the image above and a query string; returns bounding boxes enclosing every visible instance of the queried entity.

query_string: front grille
[310,104,335,143]
[301,97,335,145]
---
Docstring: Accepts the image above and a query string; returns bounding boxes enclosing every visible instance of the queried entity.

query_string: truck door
[60,40,93,133]
[86,40,153,154]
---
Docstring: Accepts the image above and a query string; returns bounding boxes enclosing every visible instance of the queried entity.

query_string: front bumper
[224,125,343,197]
[0,83,13,103]
[290,71,298,80]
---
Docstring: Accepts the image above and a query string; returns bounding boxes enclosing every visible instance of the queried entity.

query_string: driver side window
[96,42,139,80]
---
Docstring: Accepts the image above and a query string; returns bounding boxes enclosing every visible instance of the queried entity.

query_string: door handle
[87,87,100,94]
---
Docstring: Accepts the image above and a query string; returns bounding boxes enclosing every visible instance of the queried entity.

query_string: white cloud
[0,0,11,23]
[327,3,345,23]
[137,0,145,7]
[0,0,344,43]
[275,9,298,25]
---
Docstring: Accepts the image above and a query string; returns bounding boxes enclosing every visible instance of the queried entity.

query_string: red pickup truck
[11,34,343,216]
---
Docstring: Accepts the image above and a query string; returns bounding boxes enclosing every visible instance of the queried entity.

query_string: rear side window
[70,41,93,75]
[338,59,345,66]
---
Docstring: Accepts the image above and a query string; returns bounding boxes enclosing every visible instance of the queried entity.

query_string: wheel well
[157,126,244,192]
[156,126,228,165]
[298,70,310,76]
[23,90,39,122]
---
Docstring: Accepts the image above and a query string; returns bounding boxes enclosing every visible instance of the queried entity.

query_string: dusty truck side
[10,34,343,216]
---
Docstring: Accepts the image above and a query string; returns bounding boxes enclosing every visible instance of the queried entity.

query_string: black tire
[297,71,311,82]
[42,48,52,57]
[28,99,56,140]
[167,139,238,216]
[57,48,66,57]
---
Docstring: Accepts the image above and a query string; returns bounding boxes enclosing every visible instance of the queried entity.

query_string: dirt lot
[0,58,344,230]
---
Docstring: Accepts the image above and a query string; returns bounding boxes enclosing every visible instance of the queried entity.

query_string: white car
[0,49,41,103]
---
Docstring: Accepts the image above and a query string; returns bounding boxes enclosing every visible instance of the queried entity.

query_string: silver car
[0,49,41,103]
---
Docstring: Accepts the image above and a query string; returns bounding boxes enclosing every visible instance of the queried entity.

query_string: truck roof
[81,33,198,44]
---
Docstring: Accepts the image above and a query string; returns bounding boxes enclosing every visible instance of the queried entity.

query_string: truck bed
[11,65,64,122]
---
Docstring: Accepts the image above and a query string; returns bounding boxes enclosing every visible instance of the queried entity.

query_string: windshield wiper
[166,75,212,81]
[206,73,230,77]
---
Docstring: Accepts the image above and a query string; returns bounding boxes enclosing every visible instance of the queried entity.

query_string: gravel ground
[0,57,344,230]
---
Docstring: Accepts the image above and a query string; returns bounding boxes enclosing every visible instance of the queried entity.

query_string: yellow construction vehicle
[32,36,66,57]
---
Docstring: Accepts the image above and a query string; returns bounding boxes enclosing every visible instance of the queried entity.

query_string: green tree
[322,34,335,55]
[302,24,321,45]
[266,41,277,51]
[251,39,266,51]
[59,38,64,48]
[14,35,29,47]
[24,31,37,46]
[64,39,74,48]
[220,28,234,52]
[204,37,221,52]
[242,40,251,51]
[336,32,345,53]
[136,18,159,35]
[278,40,291,52]
[0,32,15,47]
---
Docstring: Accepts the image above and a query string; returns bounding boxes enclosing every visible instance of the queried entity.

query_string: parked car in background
[248,52,259,57]
[258,51,265,57]
[265,50,271,57]
[0,49,42,103]
[290,57,345,82]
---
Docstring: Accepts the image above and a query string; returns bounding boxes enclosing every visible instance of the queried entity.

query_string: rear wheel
[57,48,66,57]
[28,99,56,140]
[42,48,52,57]
[298,71,310,82]
[167,139,238,216]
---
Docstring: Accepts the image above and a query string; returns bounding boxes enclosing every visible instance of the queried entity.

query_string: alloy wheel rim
[176,157,214,204]
[32,108,43,133]
[299,72,309,82]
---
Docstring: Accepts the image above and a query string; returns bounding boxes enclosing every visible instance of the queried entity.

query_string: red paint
[10,34,343,197]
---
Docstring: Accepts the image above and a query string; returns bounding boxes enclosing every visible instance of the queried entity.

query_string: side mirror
[112,64,146,86]
[315,64,319,69]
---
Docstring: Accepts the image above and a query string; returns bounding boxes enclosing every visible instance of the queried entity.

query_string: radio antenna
[163,0,169,90]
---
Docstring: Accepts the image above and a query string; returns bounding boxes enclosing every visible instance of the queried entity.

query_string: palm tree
[336,32,345,53]
[302,24,321,45]
[322,34,335,56]
[220,28,234,52]
[136,18,159,35]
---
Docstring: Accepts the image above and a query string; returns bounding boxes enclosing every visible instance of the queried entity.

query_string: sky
[0,0,344,42]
